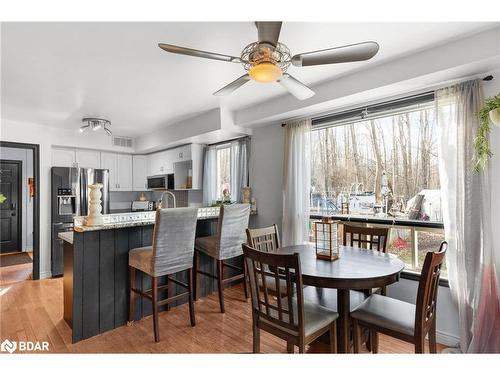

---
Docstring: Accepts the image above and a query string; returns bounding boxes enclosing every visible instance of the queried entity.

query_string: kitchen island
[60,208,244,343]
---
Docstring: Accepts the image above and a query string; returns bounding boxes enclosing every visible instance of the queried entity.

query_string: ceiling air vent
[112,136,133,148]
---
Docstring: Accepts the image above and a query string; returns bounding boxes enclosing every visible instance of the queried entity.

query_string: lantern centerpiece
[314,217,340,261]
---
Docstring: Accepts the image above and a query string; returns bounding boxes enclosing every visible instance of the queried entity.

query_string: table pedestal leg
[337,289,351,353]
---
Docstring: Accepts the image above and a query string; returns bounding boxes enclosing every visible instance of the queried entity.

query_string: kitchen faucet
[159,190,176,209]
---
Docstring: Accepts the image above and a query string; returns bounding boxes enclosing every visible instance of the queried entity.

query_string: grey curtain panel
[230,138,250,203]
[203,146,218,206]
[436,80,500,353]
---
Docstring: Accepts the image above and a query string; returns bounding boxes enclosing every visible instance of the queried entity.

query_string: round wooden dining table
[275,244,405,353]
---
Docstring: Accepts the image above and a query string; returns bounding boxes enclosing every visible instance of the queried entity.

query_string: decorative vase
[85,183,104,226]
[489,108,500,127]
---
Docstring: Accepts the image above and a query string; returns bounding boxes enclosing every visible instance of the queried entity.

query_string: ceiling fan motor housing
[241,42,291,82]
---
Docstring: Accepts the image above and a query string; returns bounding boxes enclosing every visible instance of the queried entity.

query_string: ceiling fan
[158,22,379,100]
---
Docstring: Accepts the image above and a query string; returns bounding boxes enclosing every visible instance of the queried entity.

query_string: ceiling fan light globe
[248,63,282,83]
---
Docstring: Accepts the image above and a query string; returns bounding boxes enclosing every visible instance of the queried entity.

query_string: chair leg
[193,250,199,301]
[242,260,249,299]
[286,341,294,353]
[330,322,338,354]
[128,266,136,324]
[166,276,171,311]
[298,342,306,353]
[152,276,160,342]
[217,260,225,313]
[188,268,196,327]
[415,338,425,354]
[253,321,260,353]
[370,330,379,353]
[429,318,437,353]
[352,319,361,353]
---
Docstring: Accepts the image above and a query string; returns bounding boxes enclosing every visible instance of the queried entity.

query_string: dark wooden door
[0,160,22,253]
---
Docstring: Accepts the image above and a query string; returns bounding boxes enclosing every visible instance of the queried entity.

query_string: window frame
[309,92,448,285]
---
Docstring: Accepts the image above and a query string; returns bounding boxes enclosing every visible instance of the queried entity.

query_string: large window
[310,97,446,276]
[216,146,231,201]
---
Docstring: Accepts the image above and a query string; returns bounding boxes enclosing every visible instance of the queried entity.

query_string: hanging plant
[475,93,500,172]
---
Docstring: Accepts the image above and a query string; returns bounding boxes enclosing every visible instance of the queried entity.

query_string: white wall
[248,123,283,233]
[0,146,34,251]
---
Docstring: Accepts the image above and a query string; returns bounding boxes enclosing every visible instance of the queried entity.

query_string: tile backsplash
[109,190,191,211]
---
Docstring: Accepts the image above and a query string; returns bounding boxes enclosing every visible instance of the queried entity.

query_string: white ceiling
[1,22,496,137]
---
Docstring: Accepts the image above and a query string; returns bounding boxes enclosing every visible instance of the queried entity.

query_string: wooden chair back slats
[243,244,304,337]
[415,242,447,337]
[246,225,280,253]
[343,224,389,253]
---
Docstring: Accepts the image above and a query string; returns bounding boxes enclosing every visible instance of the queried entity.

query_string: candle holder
[314,217,340,261]
[85,183,104,226]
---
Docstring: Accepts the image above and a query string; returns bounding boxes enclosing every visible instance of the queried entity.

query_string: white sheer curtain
[202,146,217,206]
[282,119,311,247]
[436,80,500,353]
[230,138,249,203]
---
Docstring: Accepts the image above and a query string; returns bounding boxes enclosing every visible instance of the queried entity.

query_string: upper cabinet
[52,148,76,167]
[146,149,174,176]
[173,144,204,190]
[52,148,101,169]
[101,152,133,191]
[132,155,148,191]
[75,150,101,169]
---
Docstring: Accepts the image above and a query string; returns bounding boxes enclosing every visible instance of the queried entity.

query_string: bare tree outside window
[310,103,446,275]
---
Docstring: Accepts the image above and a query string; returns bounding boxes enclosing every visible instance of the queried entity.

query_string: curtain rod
[207,135,250,147]
[281,74,494,127]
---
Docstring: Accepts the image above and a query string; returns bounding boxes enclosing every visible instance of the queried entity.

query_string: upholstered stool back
[217,204,251,260]
[152,207,198,276]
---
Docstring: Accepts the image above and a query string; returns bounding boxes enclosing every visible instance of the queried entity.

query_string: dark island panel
[65,219,241,343]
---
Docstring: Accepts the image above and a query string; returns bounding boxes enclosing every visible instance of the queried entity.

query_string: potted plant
[475,93,500,171]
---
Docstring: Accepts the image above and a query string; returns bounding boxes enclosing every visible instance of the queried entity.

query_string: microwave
[147,174,174,190]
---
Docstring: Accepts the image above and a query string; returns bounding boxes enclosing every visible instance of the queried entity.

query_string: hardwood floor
[0,272,445,353]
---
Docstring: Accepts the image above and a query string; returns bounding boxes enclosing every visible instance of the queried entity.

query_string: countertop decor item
[242,186,251,204]
[85,183,104,226]
[475,92,500,171]
[314,217,340,261]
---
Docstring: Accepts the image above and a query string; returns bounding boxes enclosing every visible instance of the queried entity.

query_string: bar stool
[193,203,251,313]
[128,207,198,342]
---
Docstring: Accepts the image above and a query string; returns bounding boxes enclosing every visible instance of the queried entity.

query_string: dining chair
[343,224,390,295]
[128,207,198,342]
[351,241,447,354]
[246,224,289,296]
[243,244,338,354]
[194,203,251,313]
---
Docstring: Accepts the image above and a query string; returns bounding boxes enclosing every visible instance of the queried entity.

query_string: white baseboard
[437,330,460,347]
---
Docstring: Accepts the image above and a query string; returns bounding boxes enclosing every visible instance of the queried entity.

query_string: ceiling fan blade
[213,74,251,96]
[291,41,379,67]
[158,43,242,63]
[255,22,282,46]
[278,74,315,100]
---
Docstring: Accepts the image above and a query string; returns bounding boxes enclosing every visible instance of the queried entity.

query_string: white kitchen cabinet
[101,152,133,191]
[173,144,204,190]
[132,155,148,191]
[52,148,76,167]
[147,150,173,176]
[173,145,191,163]
[75,150,101,169]
[116,154,133,191]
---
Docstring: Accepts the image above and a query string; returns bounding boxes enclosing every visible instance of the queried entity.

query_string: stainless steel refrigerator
[51,167,110,276]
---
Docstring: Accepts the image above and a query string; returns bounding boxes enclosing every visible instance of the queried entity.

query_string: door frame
[0,159,22,253]
[0,141,40,279]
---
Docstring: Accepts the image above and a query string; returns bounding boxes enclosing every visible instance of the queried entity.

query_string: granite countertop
[58,231,74,244]
[71,207,257,233]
